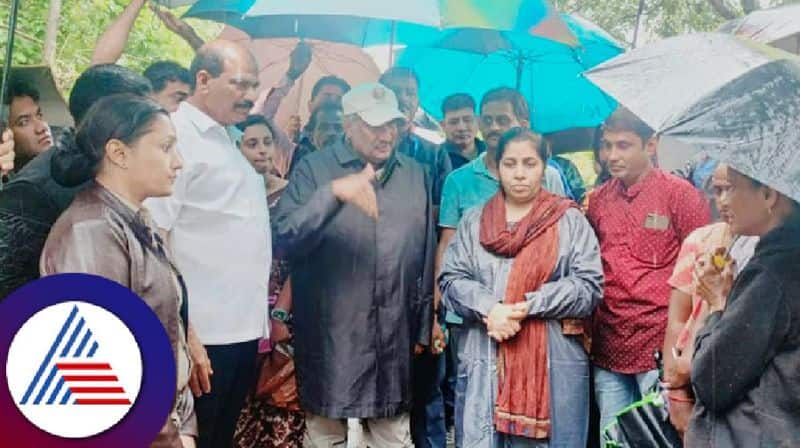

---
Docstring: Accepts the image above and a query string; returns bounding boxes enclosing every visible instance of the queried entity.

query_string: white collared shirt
[145,101,270,345]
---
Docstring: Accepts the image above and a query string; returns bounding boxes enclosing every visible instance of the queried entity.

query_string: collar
[107,189,141,213]
[333,141,362,166]
[92,182,144,224]
[613,168,659,200]
[333,141,405,167]
[95,180,141,212]
[471,152,497,181]
[755,221,800,255]
[92,183,164,248]
[180,101,225,135]
[445,138,485,157]
[332,141,403,185]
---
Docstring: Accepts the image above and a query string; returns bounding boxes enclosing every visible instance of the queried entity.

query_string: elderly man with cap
[273,83,435,447]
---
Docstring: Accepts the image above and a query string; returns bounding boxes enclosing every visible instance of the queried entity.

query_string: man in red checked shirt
[587,108,710,437]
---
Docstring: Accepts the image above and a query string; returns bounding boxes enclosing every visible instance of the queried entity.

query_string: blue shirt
[439,153,566,229]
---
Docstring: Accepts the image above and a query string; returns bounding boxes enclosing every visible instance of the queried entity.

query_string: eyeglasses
[480,115,513,127]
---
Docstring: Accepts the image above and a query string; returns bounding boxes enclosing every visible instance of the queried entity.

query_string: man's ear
[645,136,659,159]
[194,70,211,95]
[520,119,531,130]
[764,186,781,211]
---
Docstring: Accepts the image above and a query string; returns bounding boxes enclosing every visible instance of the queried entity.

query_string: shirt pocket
[630,226,678,269]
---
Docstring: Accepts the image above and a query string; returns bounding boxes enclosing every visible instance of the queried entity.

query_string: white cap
[342,83,406,127]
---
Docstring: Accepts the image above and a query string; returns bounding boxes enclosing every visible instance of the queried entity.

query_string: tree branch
[0,24,42,45]
[707,0,737,20]
[149,4,205,51]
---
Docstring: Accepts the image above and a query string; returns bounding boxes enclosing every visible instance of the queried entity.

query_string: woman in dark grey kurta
[687,167,800,447]
[272,140,435,419]
[439,128,603,448]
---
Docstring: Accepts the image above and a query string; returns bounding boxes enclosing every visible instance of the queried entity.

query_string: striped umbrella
[184,0,576,48]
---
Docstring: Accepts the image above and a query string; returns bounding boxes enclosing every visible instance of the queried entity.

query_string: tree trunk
[43,0,63,66]
[632,0,647,48]
[740,0,758,14]
[707,0,737,20]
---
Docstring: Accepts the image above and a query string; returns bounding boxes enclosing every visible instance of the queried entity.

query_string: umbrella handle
[0,0,21,124]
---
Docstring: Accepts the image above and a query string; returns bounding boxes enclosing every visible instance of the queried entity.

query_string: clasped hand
[694,248,736,314]
[484,302,531,342]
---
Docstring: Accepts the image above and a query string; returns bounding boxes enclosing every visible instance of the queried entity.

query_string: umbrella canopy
[3,66,72,128]
[718,3,800,54]
[396,14,622,133]
[184,0,576,47]
[246,0,441,27]
[585,33,795,132]
[665,59,800,202]
[218,26,380,127]
[586,33,800,202]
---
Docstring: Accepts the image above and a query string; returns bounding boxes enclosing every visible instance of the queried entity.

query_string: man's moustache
[235,101,255,109]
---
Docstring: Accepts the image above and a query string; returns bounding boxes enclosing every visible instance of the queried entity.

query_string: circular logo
[7,301,143,438]
[0,274,176,447]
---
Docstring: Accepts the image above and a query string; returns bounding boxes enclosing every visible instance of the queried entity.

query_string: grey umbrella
[585,33,800,201]
[718,3,800,54]
[665,58,800,202]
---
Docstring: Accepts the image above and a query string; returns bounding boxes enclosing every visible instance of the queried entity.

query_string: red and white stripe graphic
[56,362,131,405]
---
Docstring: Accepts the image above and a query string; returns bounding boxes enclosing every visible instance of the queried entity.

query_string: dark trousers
[588,366,601,448]
[195,339,258,448]
[442,327,460,430]
[411,350,448,448]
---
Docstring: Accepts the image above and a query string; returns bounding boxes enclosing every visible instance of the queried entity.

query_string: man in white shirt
[146,40,270,448]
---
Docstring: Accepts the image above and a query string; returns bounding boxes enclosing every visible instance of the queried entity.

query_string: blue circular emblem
[0,273,176,447]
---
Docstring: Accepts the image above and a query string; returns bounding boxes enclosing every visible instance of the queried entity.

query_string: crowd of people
[1,2,799,448]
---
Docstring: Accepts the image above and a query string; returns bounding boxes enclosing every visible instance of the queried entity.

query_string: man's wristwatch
[271,308,290,323]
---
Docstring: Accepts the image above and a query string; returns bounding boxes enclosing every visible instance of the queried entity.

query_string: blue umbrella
[185,0,435,47]
[396,14,623,133]
[184,0,576,48]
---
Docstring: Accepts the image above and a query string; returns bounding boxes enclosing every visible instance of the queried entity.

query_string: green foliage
[554,0,724,46]
[0,0,221,94]
[554,0,799,47]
